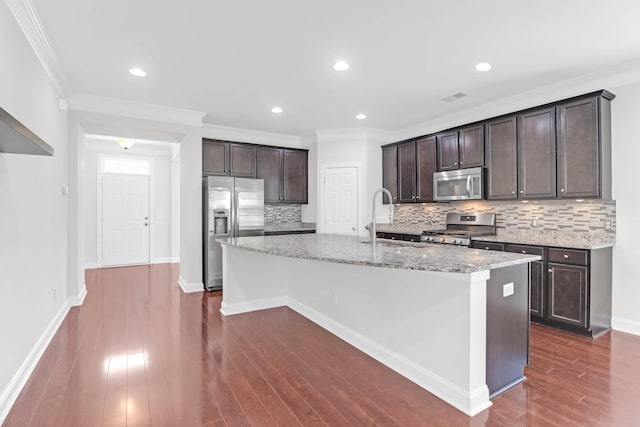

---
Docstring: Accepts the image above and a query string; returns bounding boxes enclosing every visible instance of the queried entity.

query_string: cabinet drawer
[548,248,588,266]
[505,244,544,258]
[471,241,504,251]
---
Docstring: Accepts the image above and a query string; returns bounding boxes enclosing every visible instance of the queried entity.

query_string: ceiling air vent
[441,92,469,102]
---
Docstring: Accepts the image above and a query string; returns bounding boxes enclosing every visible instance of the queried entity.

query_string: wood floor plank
[4,264,640,427]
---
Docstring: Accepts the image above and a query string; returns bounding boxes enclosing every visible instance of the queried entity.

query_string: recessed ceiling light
[271,106,283,114]
[333,61,350,71]
[474,62,492,72]
[129,67,147,77]
[356,113,367,120]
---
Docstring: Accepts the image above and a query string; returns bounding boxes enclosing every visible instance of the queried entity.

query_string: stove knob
[452,239,459,244]
[438,237,445,243]
[428,237,434,242]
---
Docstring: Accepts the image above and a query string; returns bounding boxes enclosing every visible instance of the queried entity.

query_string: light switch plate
[503,282,514,297]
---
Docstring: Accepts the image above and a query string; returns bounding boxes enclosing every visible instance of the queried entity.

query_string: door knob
[144,223,148,227]
[145,217,148,220]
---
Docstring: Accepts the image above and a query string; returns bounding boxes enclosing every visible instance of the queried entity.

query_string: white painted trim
[68,286,88,307]
[391,60,640,142]
[84,262,98,270]
[0,301,68,424]
[203,124,301,147]
[286,297,491,416]
[612,317,640,336]
[220,297,288,316]
[178,275,204,293]
[68,93,205,127]
[151,257,174,264]
[5,0,72,97]
[170,257,180,264]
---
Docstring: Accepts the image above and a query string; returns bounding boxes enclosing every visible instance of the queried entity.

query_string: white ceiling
[30,0,640,136]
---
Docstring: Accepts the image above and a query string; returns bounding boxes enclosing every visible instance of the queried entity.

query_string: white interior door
[323,167,358,235]
[102,174,150,266]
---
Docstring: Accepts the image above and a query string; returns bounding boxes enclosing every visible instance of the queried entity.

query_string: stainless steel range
[420,213,496,246]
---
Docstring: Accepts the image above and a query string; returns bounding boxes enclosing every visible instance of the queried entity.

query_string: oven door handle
[466,176,471,197]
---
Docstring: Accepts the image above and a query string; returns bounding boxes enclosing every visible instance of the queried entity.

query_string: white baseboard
[286,297,490,416]
[612,317,640,336]
[170,257,180,263]
[0,299,72,424]
[151,257,175,264]
[178,276,204,293]
[68,285,87,307]
[84,262,98,269]
[220,297,288,316]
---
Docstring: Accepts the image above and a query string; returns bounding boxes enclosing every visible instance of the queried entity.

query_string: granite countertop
[264,222,316,233]
[375,224,442,235]
[217,233,540,274]
[471,229,615,250]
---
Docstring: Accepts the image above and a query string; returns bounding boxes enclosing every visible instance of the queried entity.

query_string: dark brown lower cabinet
[474,240,612,338]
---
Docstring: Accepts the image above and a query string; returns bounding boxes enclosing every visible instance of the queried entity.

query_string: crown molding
[68,93,206,127]
[391,59,640,142]
[5,0,73,98]
[203,124,301,147]
[316,127,392,144]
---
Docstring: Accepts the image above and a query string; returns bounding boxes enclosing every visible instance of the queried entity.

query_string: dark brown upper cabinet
[203,139,256,178]
[416,136,437,202]
[517,107,557,199]
[203,139,229,175]
[283,149,308,203]
[256,147,308,204]
[382,145,398,204]
[485,116,518,200]
[557,94,612,199]
[458,124,485,168]
[436,131,459,171]
[398,141,417,203]
[436,125,484,171]
[257,147,283,203]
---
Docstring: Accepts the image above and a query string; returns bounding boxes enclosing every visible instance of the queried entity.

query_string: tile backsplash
[265,204,302,224]
[393,199,616,233]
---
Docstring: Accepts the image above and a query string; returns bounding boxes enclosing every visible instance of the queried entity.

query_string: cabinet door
[382,145,398,204]
[416,136,437,202]
[557,97,600,198]
[203,140,228,175]
[485,116,518,199]
[229,144,257,178]
[547,263,588,328]
[283,149,308,203]
[398,141,416,203]
[459,124,484,168]
[517,108,556,199]
[530,261,545,319]
[436,131,459,171]
[257,147,283,203]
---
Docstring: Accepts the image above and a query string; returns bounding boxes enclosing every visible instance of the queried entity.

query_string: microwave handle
[466,176,471,197]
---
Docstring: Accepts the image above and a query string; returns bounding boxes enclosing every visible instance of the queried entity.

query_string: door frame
[318,162,362,235]
[96,154,155,267]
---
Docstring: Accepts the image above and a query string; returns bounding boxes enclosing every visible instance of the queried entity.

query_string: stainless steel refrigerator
[203,177,264,291]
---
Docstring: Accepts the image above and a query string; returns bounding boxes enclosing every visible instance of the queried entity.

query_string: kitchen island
[217,234,540,416]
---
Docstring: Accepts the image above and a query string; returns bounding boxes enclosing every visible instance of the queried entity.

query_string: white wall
[610,80,640,334]
[83,140,176,266]
[0,0,69,419]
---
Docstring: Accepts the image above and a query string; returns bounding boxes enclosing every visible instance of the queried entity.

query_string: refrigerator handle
[234,189,240,237]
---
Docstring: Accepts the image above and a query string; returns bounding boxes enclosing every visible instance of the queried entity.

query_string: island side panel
[283,256,492,416]
[486,264,529,397]
[220,245,288,315]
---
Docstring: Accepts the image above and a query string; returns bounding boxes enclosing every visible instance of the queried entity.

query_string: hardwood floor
[4,264,640,426]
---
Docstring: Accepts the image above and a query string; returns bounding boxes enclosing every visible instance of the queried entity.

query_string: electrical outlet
[503,283,514,297]
[531,219,538,227]
[605,220,612,230]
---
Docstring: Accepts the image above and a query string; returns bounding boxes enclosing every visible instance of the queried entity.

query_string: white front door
[102,174,150,266]
[323,167,358,235]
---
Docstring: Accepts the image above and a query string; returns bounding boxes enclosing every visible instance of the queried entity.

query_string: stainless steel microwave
[433,167,485,201]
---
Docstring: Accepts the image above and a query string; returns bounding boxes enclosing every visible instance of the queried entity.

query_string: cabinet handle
[563,254,569,259]
[522,250,526,254]
[548,268,553,273]
[454,162,458,166]
[560,188,566,193]
[460,161,464,165]
[519,190,524,194]
[511,191,516,194]
[485,246,490,250]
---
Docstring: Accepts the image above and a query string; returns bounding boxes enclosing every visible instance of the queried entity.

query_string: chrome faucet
[365,188,394,246]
